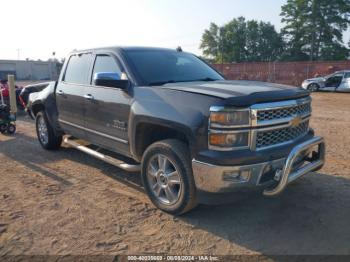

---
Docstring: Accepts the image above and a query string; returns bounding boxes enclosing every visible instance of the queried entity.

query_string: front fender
[128,86,221,158]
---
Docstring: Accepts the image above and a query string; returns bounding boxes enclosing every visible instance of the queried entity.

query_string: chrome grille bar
[251,97,311,127]
[252,119,310,150]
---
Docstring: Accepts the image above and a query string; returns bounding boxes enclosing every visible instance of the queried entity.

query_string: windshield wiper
[148,80,177,86]
[186,77,219,82]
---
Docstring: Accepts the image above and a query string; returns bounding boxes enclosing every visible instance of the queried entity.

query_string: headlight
[209,107,250,127]
[209,131,249,150]
[208,106,251,150]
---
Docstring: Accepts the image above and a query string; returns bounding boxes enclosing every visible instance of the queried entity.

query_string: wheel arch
[131,119,195,162]
[31,102,46,117]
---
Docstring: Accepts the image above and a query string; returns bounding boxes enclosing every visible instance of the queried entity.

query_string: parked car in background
[301,70,350,92]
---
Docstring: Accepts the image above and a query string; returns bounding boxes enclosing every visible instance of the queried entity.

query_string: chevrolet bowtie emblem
[290,115,302,127]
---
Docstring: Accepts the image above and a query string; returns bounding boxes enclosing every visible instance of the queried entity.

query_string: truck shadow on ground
[1,132,350,255]
[182,173,350,255]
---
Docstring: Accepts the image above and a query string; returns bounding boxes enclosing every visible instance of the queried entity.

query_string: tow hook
[274,169,282,181]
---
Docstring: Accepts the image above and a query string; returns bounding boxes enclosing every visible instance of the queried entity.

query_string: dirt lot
[0,92,350,256]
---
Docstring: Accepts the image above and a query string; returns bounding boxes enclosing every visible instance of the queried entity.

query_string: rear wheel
[141,139,197,215]
[35,111,62,150]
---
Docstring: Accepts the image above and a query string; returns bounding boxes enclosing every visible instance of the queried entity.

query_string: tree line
[200,0,350,63]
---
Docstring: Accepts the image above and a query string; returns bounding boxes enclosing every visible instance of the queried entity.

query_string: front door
[56,53,93,139]
[324,72,344,91]
[84,54,132,156]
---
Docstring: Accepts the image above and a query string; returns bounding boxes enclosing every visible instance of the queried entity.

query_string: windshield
[124,49,224,86]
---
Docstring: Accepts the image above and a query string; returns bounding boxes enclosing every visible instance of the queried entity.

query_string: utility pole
[219,27,224,73]
[16,49,21,60]
[310,0,317,61]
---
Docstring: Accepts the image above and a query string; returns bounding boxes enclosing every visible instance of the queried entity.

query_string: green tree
[200,17,284,62]
[246,21,284,61]
[199,23,222,62]
[281,0,350,61]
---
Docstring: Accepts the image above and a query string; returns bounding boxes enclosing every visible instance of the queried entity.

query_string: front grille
[256,120,309,149]
[257,102,311,122]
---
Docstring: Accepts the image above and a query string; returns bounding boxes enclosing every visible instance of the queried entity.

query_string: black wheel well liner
[31,103,45,116]
[134,122,190,160]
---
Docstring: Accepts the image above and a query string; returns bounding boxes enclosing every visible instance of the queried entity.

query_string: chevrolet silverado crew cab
[28,47,325,215]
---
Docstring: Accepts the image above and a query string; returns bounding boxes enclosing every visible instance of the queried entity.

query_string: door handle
[84,94,94,100]
[57,90,64,95]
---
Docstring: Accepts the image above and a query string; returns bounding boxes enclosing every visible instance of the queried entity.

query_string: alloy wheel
[146,154,182,205]
[37,116,49,145]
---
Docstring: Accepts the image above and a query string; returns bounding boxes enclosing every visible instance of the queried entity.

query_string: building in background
[0,59,60,81]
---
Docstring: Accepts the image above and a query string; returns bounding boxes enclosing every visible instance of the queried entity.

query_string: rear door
[84,53,132,155]
[56,53,93,139]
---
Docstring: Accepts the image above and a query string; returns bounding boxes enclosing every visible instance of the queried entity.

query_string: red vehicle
[0,80,10,98]
[0,79,25,109]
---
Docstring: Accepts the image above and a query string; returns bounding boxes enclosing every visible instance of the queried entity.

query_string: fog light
[223,170,250,183]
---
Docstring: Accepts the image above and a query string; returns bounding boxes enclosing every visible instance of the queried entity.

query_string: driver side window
[326,73,344,87]
[92,55,122,85]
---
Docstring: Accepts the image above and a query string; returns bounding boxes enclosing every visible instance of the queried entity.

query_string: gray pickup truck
[28,46,325,214]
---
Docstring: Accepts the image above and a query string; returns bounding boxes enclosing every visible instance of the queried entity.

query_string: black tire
[0,124,7,134]
[7,124,16,134]
[35,111,62,150]
[307,83,319,92]
[141,139,197,215]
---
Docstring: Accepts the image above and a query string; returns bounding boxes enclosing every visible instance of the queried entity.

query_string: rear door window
[64,53,93,84]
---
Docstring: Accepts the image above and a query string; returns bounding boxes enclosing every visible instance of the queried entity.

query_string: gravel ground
[0,92,349,256]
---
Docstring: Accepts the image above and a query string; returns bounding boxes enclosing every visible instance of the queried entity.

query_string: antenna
[176,46,183,52]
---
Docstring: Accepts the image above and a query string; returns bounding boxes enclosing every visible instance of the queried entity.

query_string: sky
[1,0,349,61]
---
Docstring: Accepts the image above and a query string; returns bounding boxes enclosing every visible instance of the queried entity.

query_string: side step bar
[63,137,141,172]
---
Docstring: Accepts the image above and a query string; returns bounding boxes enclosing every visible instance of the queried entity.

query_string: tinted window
[344,72,350,79]
[92,55,122,81]
[125,50,223,85]
[64,53,92,84]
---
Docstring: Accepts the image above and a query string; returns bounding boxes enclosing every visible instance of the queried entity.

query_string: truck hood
[159,80,309,107]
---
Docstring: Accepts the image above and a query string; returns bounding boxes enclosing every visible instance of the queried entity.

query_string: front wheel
[35,111,62,150]
[0,124,7,134]
[7,124,16,134]
[307,83,319,92]
[141,139,197,215]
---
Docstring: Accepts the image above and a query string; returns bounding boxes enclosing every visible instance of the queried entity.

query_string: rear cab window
[63,53,93,84]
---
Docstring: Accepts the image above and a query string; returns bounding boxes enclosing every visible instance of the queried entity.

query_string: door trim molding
[58,119,129,144]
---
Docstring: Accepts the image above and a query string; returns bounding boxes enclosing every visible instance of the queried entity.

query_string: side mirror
[93,72,129,89]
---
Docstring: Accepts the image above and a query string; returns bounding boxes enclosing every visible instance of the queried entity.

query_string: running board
[63,137,141,172]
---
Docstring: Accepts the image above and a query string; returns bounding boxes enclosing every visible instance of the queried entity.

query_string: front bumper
[192,136,325,195]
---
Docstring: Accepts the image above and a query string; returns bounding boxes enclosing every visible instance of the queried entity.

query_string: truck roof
[69,46,179,55]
